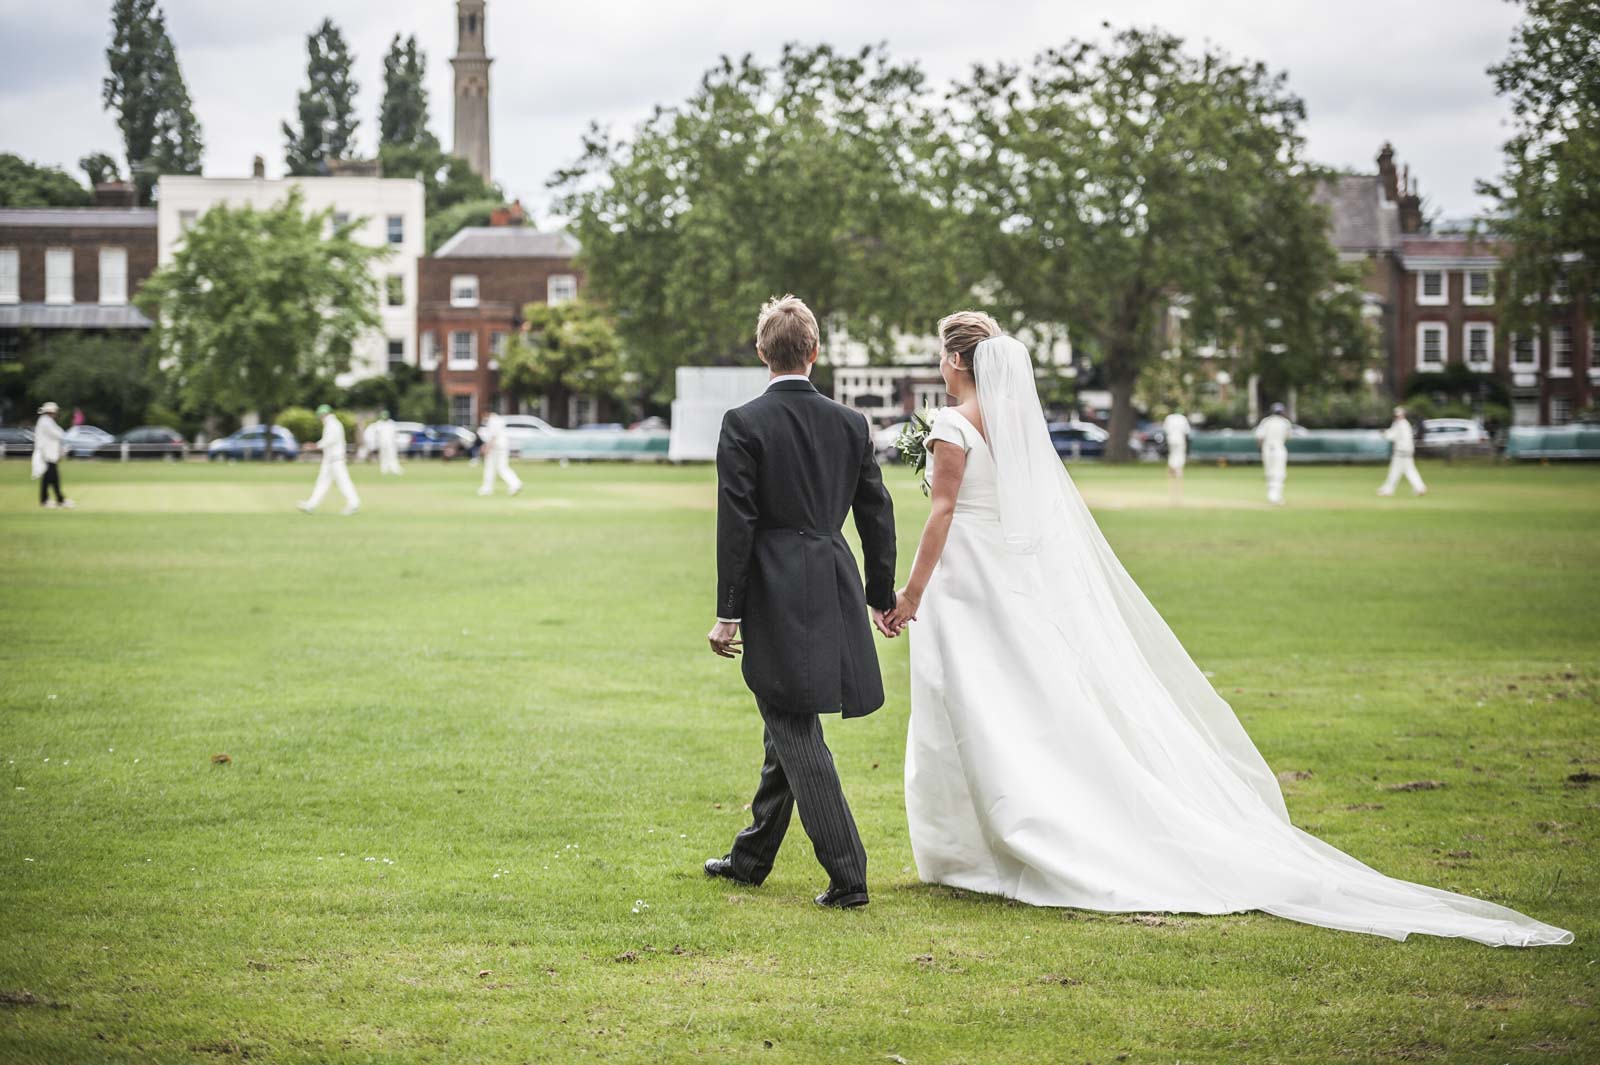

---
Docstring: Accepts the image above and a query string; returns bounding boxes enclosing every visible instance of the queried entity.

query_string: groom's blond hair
[756,295,820,373]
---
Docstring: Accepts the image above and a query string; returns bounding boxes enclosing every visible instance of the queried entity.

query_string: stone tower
[451,0,492,180]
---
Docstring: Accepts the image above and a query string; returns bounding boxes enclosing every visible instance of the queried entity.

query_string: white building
[827,324,1075,423]
[155,173,426,385]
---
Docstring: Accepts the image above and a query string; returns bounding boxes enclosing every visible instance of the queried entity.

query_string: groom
[704,294,899,909]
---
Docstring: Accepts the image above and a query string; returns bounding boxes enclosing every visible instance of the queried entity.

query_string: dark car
[0,427,34,457]
[406,424,474,459]
[94,426,186,460]
[1048,420,1109,460]
[208,425,300,461]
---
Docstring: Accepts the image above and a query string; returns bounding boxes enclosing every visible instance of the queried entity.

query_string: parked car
[406,425,474,459]
[496,414,563,457]
[1048,420,1109,459]
[874,421,909,463]
[208,425,299,461]
[94,426,187,460]
[1419,418,1491,452]
[63,425,114,458]
[0,426,35,457]
[391,421,426,449]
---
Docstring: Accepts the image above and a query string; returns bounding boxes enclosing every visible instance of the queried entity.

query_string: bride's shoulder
[928,405,977,450]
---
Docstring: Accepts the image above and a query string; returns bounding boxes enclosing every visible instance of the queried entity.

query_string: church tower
[451,0,492,180]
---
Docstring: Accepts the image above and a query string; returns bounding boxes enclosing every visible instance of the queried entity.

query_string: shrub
[275,407,320,443]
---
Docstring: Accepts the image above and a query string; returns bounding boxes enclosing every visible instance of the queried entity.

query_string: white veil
[966,335,1571,945]
[975,334,1290,818]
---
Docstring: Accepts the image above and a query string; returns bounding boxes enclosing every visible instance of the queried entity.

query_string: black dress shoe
[704,857,757,885]
[814,884,869,909]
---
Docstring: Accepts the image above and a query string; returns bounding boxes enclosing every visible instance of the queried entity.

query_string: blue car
[406,424,474,459]
[208,425,300,461]
[1048,421,1109,460]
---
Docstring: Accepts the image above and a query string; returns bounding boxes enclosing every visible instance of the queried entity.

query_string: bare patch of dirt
[1386,780,1447,792]
[0,989,67,1009]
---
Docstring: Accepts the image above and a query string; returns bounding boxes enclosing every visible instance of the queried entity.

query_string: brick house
[1317,144,1594,425]
[417,215,591,426]
[1397,235,1593,426]
[0,190,158,419]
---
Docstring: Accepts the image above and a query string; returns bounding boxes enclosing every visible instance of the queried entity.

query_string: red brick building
[1318,144,1594,425]
[417,215,585,427]
[0,193,159,420]
[1396,235,1593,426]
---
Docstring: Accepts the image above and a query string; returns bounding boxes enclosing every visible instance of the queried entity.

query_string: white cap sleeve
[925,408,971,453]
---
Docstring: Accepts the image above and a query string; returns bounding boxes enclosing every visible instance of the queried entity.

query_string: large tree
[1479,0,1600,328]
[499,301,625,427]
[551,44,969,404]
[0,154,91,207]
[103,0,203,201]
[283,19,361,176]
[379,34,432,150]
[136,188,385,452]
[26,332,160,432]
[953,28,1366,458]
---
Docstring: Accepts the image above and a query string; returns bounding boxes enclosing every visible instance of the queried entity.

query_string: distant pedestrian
[298,405,360,516]
[373,410,403,475]
[1254,402,1292,506]
[31,402,73,509]
[1378,406,1427,497]
[1163,409,1191,481]
[477,411,522,496]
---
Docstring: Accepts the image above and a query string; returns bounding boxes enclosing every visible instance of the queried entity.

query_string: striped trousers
[726,700,868,891]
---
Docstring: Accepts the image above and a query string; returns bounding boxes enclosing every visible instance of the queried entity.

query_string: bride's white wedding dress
[904,337,1571,947]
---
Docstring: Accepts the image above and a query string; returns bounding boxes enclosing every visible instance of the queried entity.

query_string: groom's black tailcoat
[716,379,897,718]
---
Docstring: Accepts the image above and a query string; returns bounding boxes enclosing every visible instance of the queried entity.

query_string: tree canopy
[102,0,203,201]
[0,154,91,207]
[1480,0,1600,327]
[136,188,385,436]
[283,18,361,176]
[499,301,625,427]
[953,28,1368,457]
[552,43,971,404]
[380,34,433,151]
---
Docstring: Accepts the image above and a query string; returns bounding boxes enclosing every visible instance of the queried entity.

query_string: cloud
[0,0,1520,219]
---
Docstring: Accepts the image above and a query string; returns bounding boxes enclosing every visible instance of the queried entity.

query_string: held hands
[879,586,921,636]
[707,620,742,658]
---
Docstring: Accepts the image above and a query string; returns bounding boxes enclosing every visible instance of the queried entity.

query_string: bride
[882,311,1571,947]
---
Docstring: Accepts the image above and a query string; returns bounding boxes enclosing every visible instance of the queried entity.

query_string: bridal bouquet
[895,408,938,495]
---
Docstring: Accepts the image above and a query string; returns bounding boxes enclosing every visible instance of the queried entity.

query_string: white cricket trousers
[1379,454,1426,495]
[480,450,522,494]
[308,459,360,510]
[1263,445,1287,504]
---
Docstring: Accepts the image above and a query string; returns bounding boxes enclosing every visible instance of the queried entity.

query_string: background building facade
[156,173,425,386]
[417,217,582,426]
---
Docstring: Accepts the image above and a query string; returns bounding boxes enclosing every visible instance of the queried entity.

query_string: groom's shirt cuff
[717,617,741,624]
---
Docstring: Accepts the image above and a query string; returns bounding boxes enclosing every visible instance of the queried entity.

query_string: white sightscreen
[668,367,771,462]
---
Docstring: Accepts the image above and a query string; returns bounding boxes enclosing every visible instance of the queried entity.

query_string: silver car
[1419,418,1491,452]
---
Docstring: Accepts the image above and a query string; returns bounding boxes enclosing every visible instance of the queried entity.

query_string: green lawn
[1,457,1596,1064]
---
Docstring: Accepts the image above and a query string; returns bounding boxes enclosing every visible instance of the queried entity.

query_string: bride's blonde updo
[937,310,1002,374]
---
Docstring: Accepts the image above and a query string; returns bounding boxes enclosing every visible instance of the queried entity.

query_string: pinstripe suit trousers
[726,700,868,890]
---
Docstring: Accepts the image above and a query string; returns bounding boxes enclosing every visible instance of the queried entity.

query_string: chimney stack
[252,154,266,179]
[92,182,137,207]
[489,199,526,227]
[1376,143,1399,203]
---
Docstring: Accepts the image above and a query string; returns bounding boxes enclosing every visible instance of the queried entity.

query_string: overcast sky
[0,0,1522,223]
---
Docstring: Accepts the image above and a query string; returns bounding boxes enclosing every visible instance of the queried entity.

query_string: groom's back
[728,383,871,530]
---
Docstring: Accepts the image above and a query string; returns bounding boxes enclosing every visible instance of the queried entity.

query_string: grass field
[1,456,1596,1064]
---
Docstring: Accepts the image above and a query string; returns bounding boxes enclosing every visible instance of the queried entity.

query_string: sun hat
[38,401,59,415]
[315,404,333,416]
